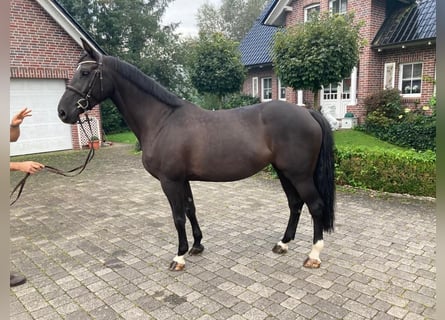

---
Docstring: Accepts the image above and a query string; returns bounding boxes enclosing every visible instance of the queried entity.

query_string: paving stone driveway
[10,143,436,320]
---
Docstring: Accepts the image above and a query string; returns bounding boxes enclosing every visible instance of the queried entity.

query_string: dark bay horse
[58,39,335,271]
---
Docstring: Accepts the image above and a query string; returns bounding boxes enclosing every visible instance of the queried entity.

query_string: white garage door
[10,79,73,156]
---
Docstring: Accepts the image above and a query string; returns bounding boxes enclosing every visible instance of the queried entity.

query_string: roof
[372,0,436,49]
[36,0,106,54]
[239,0,279,67]
[262,0,290,27]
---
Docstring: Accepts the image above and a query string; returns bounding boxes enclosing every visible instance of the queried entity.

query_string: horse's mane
[105,55,184,108]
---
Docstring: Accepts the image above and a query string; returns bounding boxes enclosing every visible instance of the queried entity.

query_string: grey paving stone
[10,144,436,320]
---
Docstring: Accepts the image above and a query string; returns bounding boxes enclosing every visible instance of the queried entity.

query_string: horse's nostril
[59,109,66,119]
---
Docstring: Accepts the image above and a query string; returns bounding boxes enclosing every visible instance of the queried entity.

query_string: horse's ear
[80,38,97,59]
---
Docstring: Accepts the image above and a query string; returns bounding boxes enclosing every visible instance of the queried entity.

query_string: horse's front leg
[184,181,204,256]
[161,179,189,271]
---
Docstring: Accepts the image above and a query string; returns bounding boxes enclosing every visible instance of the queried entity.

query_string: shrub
[363,88,403,119]
[100,99,129,134]
[384,113,436,151]
[335,146,435,197]
[360,89,436,151]
[222,93,260,109]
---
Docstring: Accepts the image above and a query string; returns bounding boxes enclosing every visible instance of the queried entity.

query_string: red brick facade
[243,0,436,123]
[10,0,102,149]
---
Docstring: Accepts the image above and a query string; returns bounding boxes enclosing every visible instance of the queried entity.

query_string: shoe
[10,272,26,287]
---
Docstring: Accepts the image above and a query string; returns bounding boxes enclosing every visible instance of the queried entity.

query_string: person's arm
[10,161,44,174]
[10,124,20,142]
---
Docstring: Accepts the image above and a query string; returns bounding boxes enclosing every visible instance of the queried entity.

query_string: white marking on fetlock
[308,240,324,261]
[277,241,289,251]
[173,255,185,265]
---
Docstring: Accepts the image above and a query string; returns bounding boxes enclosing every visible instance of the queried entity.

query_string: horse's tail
[309,110,336,233]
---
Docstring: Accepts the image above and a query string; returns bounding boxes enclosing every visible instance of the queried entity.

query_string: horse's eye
[81,70,90,76]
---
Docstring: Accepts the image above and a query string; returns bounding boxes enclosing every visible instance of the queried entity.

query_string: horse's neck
[110,79,172,141]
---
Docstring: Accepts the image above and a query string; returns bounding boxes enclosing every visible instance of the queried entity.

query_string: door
[10,79,73,156]
[321,67,357,119]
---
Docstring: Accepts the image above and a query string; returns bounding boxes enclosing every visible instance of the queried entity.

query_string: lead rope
[10,114,96,206]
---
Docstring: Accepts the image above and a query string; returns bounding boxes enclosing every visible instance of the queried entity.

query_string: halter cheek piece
[66,54,104,111]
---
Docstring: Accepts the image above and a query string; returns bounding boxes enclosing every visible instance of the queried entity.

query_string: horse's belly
[190,152,270,182]
[191,165,266,182]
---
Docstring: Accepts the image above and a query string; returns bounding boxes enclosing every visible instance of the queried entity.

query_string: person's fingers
[25,161,44,174]
[19,108,32,119]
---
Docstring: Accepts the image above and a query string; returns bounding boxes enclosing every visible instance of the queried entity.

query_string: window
[304,4,320,22]
[330,0,347,14]
[278,79,286,100]
[323,83,338,100]
[399,62,422,96]
[252,77,259,97]
[342,77,351,99]
[384,62,395,89]
[262,78,272,101]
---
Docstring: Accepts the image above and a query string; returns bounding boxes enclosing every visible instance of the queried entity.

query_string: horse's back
[258,101,322,142]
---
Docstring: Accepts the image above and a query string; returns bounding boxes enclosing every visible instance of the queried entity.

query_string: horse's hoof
[272,244,287,254]
[303,258,321,269]
[189,244,204,256]
[169,261,185,271]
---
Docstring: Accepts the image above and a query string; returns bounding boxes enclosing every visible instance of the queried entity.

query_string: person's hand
[14,161,44,174]
[11,108,32,127]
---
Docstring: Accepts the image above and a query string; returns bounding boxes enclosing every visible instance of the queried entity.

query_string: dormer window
[330,0,347,14]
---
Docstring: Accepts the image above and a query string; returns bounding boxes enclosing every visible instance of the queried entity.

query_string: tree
[58,0,192,132]
[188,32,246,109]
[197,0,268,41]
[272,12,364,110]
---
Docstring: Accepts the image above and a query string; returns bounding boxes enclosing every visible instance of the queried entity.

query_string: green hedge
[359,112,436,151]
[335,146,435,197]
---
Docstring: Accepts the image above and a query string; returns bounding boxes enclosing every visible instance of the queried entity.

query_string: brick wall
[379,45,436,108]
[10,0,101,149]
[353,0,386,120]
[243,66,282,101]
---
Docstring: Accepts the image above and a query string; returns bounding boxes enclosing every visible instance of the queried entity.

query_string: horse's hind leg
[272,168,304,254]
[183,181,204,256]
[295,179,325,269]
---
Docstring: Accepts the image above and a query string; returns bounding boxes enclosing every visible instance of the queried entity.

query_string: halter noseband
[66,55,104,111]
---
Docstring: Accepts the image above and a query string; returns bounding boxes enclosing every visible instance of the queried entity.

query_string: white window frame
[278,78,286,100]
[329,0,347,14]
[297,90,304,106]
[304,3,320,22]
[434,67,436,97]
[252,77,259,98]
[399,62,423,97]
[383,62,395,89]
[261,77,272,101]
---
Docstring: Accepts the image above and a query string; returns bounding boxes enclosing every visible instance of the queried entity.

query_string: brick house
[239,0,436,126]
[10,0,105,156]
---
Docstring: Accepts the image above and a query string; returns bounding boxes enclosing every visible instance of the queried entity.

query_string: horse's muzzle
[58,107,80,124]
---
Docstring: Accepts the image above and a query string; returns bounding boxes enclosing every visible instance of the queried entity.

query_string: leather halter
[66,55,103,112]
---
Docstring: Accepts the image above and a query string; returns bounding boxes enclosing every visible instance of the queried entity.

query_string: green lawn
[107,129,403,150]
[333,129,406,150]
[106,131,138,144]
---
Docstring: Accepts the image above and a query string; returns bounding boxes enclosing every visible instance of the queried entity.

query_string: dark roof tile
[372,0,436,48]
[239,0,279,66]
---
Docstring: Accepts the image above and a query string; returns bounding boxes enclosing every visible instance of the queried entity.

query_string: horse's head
[58,39,109,124]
